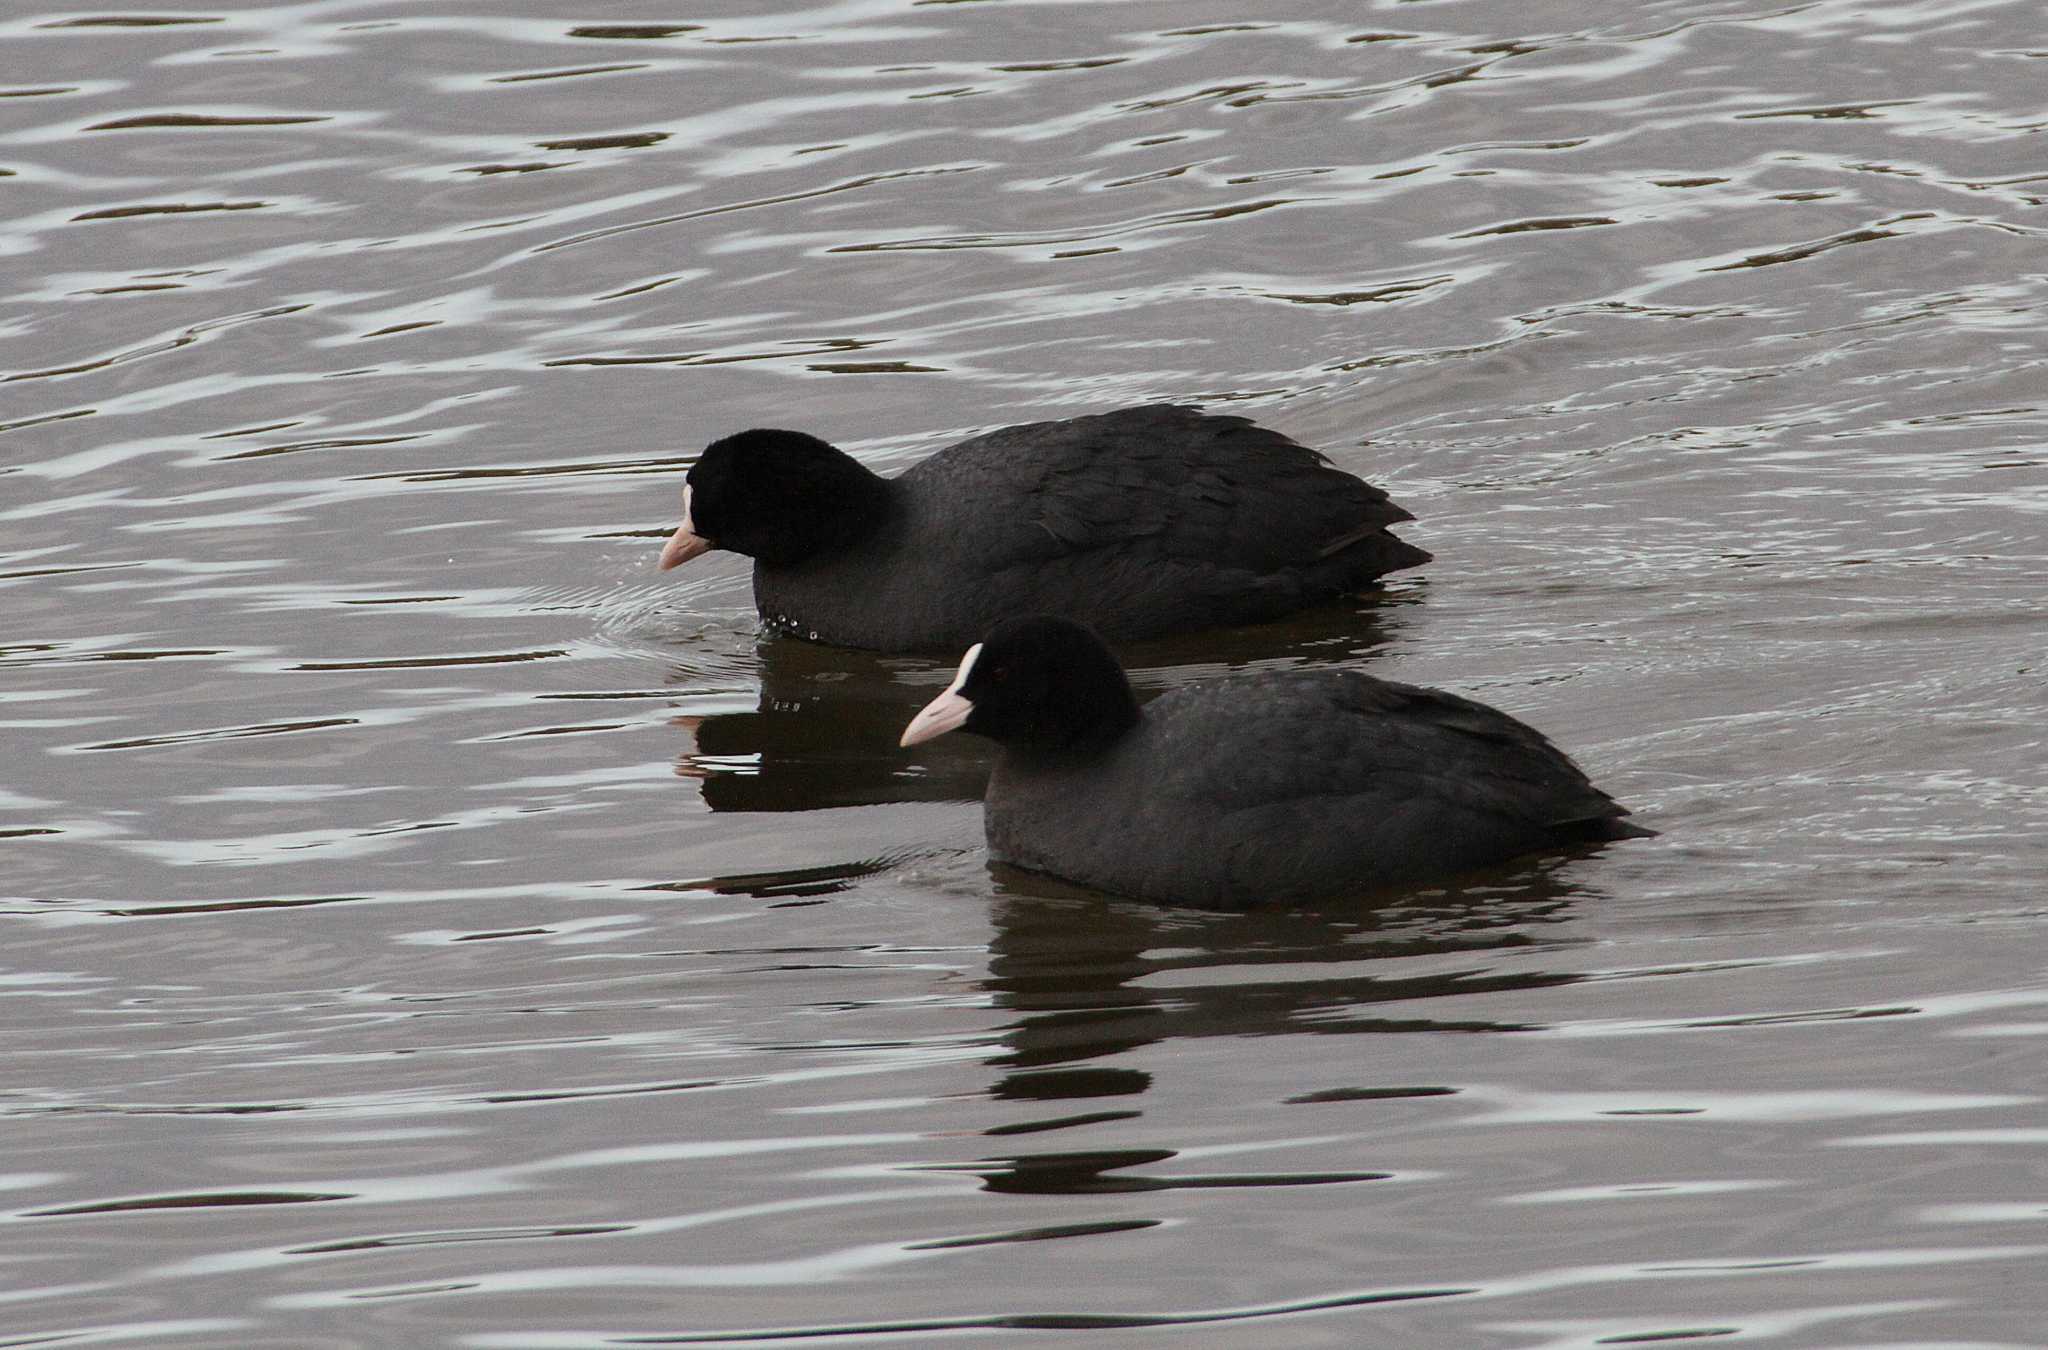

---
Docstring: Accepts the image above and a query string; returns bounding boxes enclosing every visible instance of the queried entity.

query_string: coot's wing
[1149,673,1641,898]
[906,405,1425,576]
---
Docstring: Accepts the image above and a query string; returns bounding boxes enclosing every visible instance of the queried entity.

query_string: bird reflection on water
[935,862,1599,1197]
[671,595,1416,813]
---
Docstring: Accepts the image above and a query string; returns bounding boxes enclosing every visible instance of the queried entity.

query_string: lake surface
[4,1,2045,1345]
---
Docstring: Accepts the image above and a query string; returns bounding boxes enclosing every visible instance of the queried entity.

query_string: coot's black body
[661,405,1428,652]
[900,617,1649,908]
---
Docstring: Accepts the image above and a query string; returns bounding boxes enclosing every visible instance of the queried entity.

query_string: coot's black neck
[1003,678,1142,759]
[760,451,897,567]
[810,457,896,561]
[1073,689,1141,753]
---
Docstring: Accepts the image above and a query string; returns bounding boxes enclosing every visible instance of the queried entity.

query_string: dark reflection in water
[630,857,902,902]
[940,868,1593,1204]
[672,639,984,813]
[919,1146,1393,1196]
[639,1283,1476,1344]
[979,863,1592,1108]
[1112,588,1420,679]
[675,596,1414,811]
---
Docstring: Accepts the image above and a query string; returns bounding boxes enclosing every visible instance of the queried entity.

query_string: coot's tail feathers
[1320,530,1434,578]
[1545,805,1657,846]
[1198,410,1432,584]
[1340,676,1649,848]
[1389,537,1435,570]
[1301,535,1433,605]
[1315,515,1430,561]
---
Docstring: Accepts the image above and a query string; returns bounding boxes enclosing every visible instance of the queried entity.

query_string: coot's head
[900,616,1140,752]
[658,429,884,570]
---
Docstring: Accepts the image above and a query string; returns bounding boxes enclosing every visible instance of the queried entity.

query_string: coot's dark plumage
[899,616,1650,907]
[659,405,1428,652]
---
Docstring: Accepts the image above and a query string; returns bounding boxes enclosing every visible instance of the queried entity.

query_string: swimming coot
[658,404,1428,652]
[899,616,1651,906]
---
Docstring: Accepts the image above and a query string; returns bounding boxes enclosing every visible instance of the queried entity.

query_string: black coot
[899,616,1651,907]
[658,404,1428,652]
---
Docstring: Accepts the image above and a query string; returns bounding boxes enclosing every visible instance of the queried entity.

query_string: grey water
[3,1,2045,1345]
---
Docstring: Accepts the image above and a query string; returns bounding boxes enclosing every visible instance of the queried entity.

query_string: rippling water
[4,1,2045,1344]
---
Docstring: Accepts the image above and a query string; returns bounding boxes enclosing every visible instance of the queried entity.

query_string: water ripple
[3,1,2045,1344]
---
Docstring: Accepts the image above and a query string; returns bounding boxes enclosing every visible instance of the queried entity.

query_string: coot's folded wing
[908,404,1426,576]
[1142,673,1642,898]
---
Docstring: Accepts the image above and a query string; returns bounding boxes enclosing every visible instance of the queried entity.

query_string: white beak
[900,643,982,747]
[657,484,713,570]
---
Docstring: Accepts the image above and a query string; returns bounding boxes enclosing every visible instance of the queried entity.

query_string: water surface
[3,1,2045,1345]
